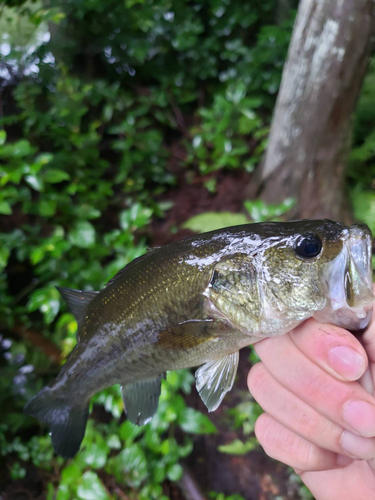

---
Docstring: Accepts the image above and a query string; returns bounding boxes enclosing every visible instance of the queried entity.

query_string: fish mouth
[314,224,374,330]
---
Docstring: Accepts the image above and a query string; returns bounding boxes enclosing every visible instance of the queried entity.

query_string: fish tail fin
[24,387,89,458]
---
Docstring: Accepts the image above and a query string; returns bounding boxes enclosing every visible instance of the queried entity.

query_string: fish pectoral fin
[56,287,98,326]
[122,374,165,426]
[195,351,239,412]
[156,319,217,350]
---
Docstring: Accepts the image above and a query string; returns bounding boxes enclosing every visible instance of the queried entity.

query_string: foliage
[349,58,375,187]
[182,212,249,233]
[349,57,375,235]
[226,399,263,436]
[182,198,296,233]
[218,437,258,455]
[187,88,268,175]
[351,188,375,234]
[0,0,371,495]
[209,493,246,500]
[2,369,216,498]
[243,198,295,223]
[0,0,315,498]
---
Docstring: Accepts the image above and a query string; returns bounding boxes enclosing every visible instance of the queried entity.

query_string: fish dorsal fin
[105,248,160,288]
[195,352,239,412]
[56,287,98,326]
[122,374,164,426]
[147,246,160,252]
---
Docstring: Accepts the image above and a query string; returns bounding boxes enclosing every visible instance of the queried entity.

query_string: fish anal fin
[196,351,239,412]
[156,319,217,350]
[122,374,164,426]
[56,287,98,326]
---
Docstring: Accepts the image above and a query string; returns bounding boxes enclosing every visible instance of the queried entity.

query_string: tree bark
[258,0,375,221]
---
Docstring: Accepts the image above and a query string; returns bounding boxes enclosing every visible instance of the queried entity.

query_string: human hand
[247,316,375,500]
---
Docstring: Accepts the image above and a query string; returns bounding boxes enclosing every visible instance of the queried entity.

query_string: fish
[24,220,374,458]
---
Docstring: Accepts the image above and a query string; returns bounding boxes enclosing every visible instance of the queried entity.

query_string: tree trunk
[258,0,375,221]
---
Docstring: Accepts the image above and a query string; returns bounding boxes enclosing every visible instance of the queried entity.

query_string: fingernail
[343,400,375,437]
[336,454,353,467]
[328,346,365,380]
[340,430,375,459]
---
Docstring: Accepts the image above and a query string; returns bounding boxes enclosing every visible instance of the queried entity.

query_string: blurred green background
[1,0,375,499]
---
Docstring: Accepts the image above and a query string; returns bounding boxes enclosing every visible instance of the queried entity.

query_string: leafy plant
[218,437,258,455]
[182,198,296,233]
[209,493,246,500]
[244,198,295,223]
[0,0,304,498]
[182,212,249,233]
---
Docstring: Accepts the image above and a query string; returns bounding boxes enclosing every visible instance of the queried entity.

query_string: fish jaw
[314,224,374,330]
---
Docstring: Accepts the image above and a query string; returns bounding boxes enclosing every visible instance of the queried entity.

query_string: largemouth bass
[25,220,374,458]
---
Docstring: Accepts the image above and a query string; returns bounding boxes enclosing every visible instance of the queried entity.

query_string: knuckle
[293,319,348,341]
[316,324,349,339]
[304,440,324,468]
[247,362,269,395]
[295,409,324,438]
[254,413,272,442]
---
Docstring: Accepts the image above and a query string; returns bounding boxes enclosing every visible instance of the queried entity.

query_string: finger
[290,319,367,381]
[300,461,375,500]
[359,365,375,395]
[362,302,375,367]
[254,334,375,438]
[248,363,375,460]
[254,413,353,472]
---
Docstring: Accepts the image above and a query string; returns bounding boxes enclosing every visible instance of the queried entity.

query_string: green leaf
[352,190,375,234]
[167,463,183,482]
[0,247,10,270]
[36,153,54,166]
[107,434,121,449]
[56,484,71,500]
[0,130,6,146]
[0,201,12,215]
[25,174,44,191]
[106,444,148,487]
[39,200,57,217]
[152,461,166,482]
[178,408,217,434]
[218,438,258,455]
[27,287,61,324]
[10,462,26,480]
[69,221,96,248]
[119,420,144,442]
[119,203,153,230]
[81,442,109,469]
[75,204,101,219]
[43,169,71,183]
[182,212,249,233]
[244,198,295,223]
[77,471,110,500]
[61,464,82,486]
[3,139,34,158]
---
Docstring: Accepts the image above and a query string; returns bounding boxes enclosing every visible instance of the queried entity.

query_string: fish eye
[295,234,322,259]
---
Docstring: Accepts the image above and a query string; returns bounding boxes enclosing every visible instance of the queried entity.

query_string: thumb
[361,284,375,365]
[359,285,375,394]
